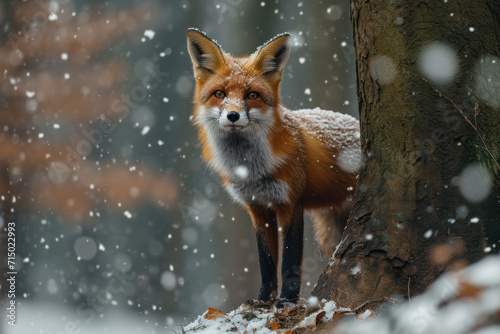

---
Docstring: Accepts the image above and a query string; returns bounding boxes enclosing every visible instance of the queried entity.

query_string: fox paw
[273,298,301,309]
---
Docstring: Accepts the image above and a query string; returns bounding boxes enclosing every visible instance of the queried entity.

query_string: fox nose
[227,111,240,123]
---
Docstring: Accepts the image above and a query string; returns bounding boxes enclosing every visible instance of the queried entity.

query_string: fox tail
[308,200,352,258]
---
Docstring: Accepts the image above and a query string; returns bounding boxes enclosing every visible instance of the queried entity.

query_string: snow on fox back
[283,107,361,150]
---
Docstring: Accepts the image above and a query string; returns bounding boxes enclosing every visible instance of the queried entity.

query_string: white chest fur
[207,129,290,205]
[200,107,289,205]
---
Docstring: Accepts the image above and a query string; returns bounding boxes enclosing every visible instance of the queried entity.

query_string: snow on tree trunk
[313,0,500,308]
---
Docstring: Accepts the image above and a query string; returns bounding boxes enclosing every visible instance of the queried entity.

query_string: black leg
[249,207,279,301]
[279,202,304,300]
[256,229,278,301]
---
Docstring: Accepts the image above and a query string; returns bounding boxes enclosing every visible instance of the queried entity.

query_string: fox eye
[214,90,225,99]
[247,91,259,100]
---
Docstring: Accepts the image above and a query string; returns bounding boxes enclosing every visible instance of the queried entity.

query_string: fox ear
[254,33,291,78]
[187,29,225,79]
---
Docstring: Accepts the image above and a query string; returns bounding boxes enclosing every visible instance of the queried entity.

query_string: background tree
[313,0,500,308]
[0,0,179,317]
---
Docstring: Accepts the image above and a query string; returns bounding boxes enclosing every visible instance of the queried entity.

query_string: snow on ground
[2,300,179,334]
[183,255,500,333]
[182,299,351,333]
[335,255,500,334]
[7,256,498,334]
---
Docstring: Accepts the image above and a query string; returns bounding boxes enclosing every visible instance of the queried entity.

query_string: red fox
[186,29,361,301]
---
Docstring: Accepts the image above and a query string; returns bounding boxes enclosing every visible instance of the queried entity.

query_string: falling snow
[418,42,458,84]
[2,2,497,334]
[234,165,249,179]
[144,29,156,40]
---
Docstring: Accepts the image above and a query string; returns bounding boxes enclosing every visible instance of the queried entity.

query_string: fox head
[187,29,291,132]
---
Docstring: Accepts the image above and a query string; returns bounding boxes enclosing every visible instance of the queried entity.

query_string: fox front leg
[278,202,304,300]
[249,206,279,301]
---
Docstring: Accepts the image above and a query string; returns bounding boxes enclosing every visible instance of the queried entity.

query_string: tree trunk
[313,0,500,309]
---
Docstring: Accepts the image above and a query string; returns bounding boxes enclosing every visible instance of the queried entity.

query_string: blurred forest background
[0,0,357,332]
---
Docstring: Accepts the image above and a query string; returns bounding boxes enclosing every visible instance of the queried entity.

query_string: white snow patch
[418,42,458,85]
[283,107,360,152]
[424,229,433,238]
[337,147,364,173]
[456,164,492,203]
[350,263,361,275]
[370,55,397,85]
[26,91,35,98]
[307,296,319,308]
[143,29,155,40]
[234,165,249,179]
[359,309,372,320]
[184,299,350,334]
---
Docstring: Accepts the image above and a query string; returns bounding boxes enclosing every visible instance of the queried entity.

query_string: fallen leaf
[429,241,465,265]
[457,281,485,301]
[315,310,326,326]
[268,321,279,330]
[329,310,350,325]
[296,310,326,329]
[204,307,227,320]
[287,306,300,316]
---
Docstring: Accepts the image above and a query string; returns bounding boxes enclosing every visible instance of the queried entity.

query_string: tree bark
[313,0,500,309]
